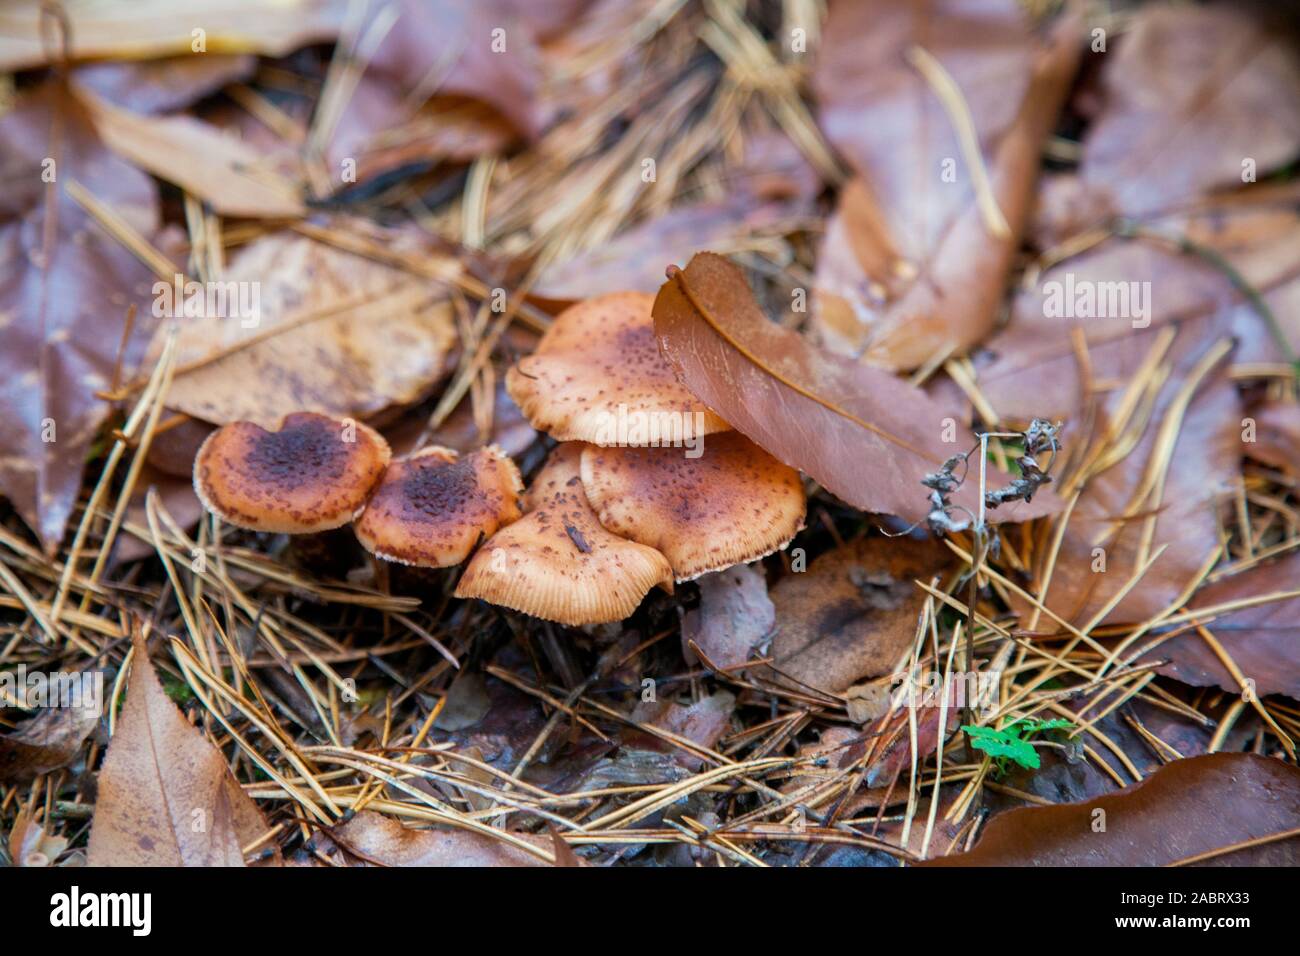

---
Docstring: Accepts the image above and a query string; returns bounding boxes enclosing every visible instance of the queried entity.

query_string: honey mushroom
[454,443,674,626]
[193,412,391,534]
[352,445,523,569]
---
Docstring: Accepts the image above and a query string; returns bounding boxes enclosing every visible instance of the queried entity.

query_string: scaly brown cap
[580,431,806,581]
[505,292,729,445]
[193,412,390,533]
[454,443,673,625]
[353,445,524,568]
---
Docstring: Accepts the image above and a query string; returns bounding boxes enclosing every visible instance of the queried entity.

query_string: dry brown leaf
[682,564,775,671]
[633,690,736,771]
[1148,550,1300,701]
[771,536,951,695]
[0,0,345,71]
[653,251,1061,526]
[87,629,280,866]
[923,753,1300,866]
[0,690,102,783]
[0,80,164,551]
[534,196,807,306]
[77,84,305,219]
[1036,4,1300,240]
[327,809,551,866]
[1244,398,1300,477]
[811,2,1080,368]
[74,54,257,115]
[155,229,457,428]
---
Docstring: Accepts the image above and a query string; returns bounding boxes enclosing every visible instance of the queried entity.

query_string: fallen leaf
[1244,398,1300,477]
[1147,550,1300,701]
[86,629,280,866]
[0,692,102,783]
[328,87,517,189]
[534,196,806,304]
[154,228,457,427]
[633,690,736,770]
[78,84,305,218]
[682,564,775,671]
[321,0,546,193]
[0,80,164,551]
[327,808,551,866]
[0,0,345,71]
[922,753,1300,865]
[652,251,1061,526]
[1036,4,1300,240]
[74,54,257,114]
[771,536,950,695]
[810,2,1080,368]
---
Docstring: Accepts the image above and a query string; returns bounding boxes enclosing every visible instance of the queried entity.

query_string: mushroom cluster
[193,411,523,571]
[455,291,806,625]
[190,292,806,627]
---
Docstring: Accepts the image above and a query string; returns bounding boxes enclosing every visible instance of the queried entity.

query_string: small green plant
[961,717,1074,773]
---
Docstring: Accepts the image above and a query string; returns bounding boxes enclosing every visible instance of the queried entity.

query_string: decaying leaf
[1036,4,1300,240]
[155,229,457,427]
[74,54,258,115]
[326,808,552,866]
[811,1,1080,368]
[321,0,547,193]
[924,753,1300,866]
[78,84,305,218]
[682,563,775,672]
[0,0,345,71]
[0,79,164,551]
[0,690,103,784]
[1147,550,1300,701]
[653,252,1060,526]
[771,536,950,695]
[86,629,280,866]
[632,690,736,770]
[1244,398,1300,477]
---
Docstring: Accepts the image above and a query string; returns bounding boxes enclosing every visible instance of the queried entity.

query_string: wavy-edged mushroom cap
[353,445,523,568]
[506,292,729,445]
[580,431,806,581]
[194,412,390,533]
[454,443,673,626]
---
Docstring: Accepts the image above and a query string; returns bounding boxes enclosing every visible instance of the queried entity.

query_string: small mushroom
[579,432,806,581]
[353,445,524,568]
[193,412,391,533]
[454,443,673,626]
[506,291,729,445]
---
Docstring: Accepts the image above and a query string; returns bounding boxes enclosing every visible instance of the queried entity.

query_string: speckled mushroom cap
[454,443,673,626]
[193,412,390,533]
[505,292,729,445]
[353,445,523,568]
[579,432,806,581]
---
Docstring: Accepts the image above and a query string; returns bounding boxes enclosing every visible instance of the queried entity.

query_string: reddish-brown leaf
[86,629,280,866]
[326,809,552,867]
[923,753,1300,866]
[652,252,1061,526]
[682,564,775,672]
[771,536,950,695]
[0,80,164,551]
[1147,550,1300,701]
[1036,4,1300,240]
[810,1,1080,368]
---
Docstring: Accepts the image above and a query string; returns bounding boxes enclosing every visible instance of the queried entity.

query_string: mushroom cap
[505,292,729,445]
[580,431,806,581]
[454,443,673,626]
[353,445,524,568]
[193,412,391,533]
